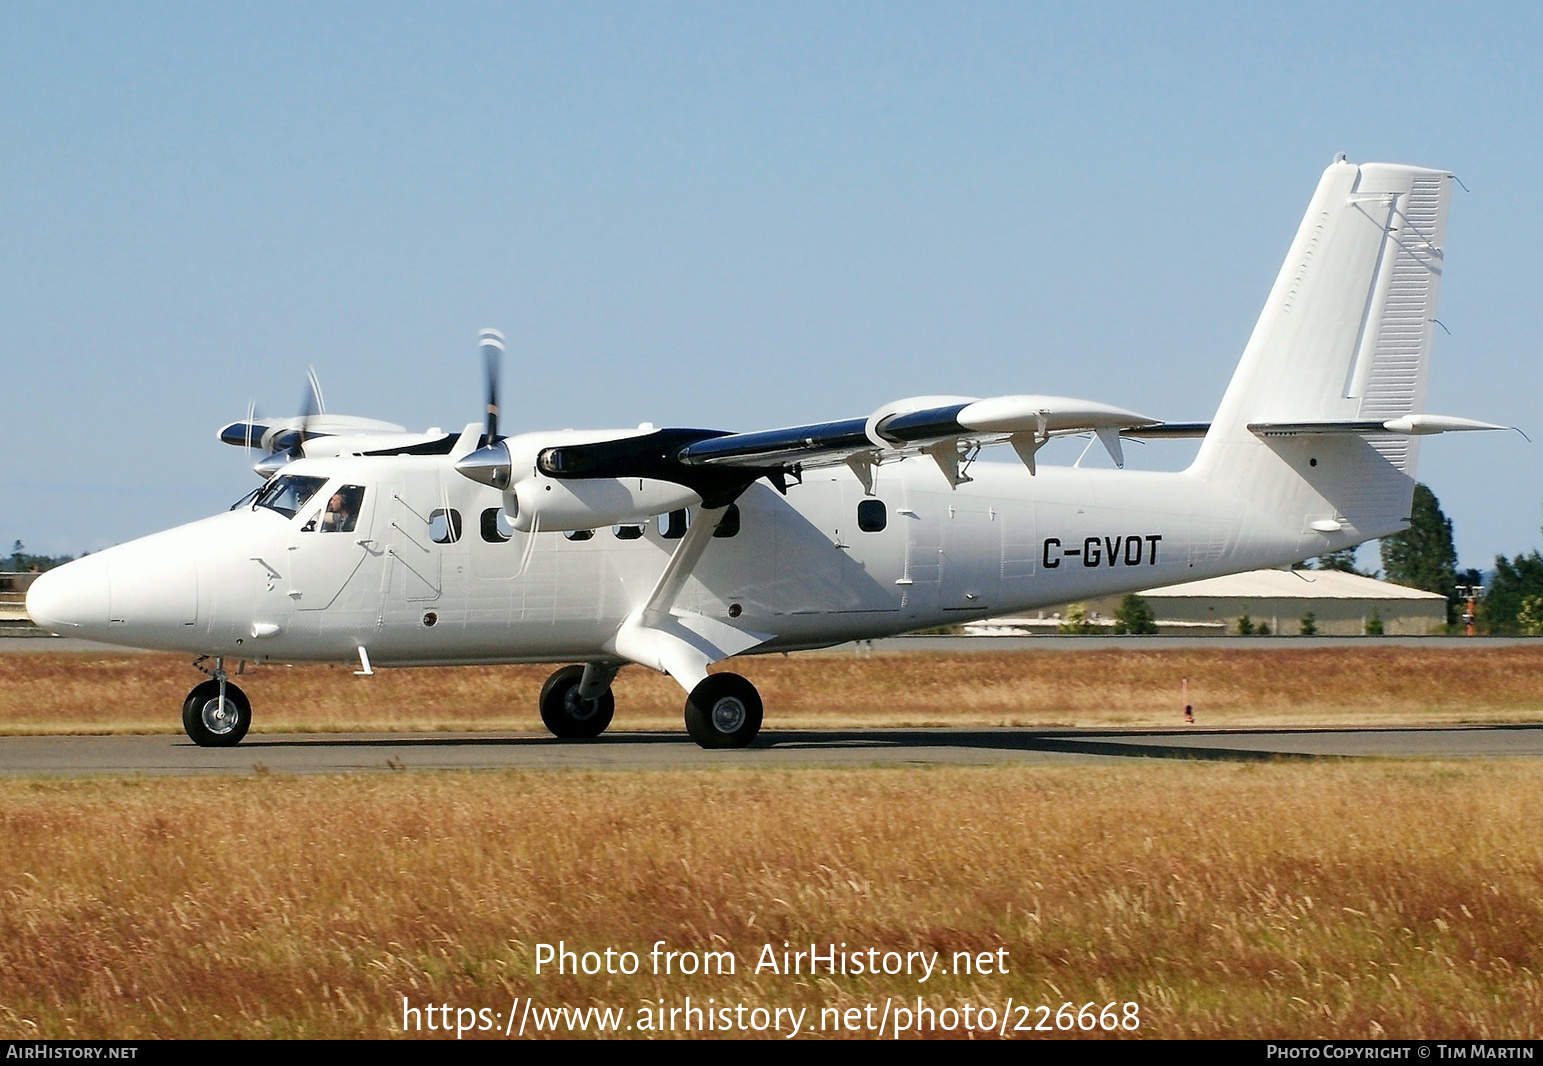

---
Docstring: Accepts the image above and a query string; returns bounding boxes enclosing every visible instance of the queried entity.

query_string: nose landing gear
[182,657,252,747]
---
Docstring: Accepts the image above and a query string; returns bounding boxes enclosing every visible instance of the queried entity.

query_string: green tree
[1379,483,1459,623]
[1487,552,1543,633]
[1299,611,1317,636]
[1365,610,1384,636]
[1111,594,1158,635]
[1517,596,1543,636]
[1236,614,1255,636]
[1058,604,1098,635]
[4,540,72,573]
[1313,545,1376,576]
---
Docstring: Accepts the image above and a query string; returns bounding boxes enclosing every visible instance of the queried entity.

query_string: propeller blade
[479,328,505,442]
[295,366,326,457]
[302,366,325,421]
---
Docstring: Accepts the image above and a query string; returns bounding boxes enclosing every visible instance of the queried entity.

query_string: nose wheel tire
[684,673,763,749]
[539,664,616,739]
[182,680,252,747]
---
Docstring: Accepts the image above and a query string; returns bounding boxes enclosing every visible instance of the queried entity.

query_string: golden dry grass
[1,644,1542,735]
[1,761,1541,1039]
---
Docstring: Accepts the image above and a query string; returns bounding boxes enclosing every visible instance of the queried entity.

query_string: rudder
[1191,158,1454,545]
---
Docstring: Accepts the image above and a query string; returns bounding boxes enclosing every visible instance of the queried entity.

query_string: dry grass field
[1,761,1541,1039]
[3,644,1541,1040]
[1,644,1542,735]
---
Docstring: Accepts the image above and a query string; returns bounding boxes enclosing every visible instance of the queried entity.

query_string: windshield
[229,485,263,511]
[253,474,329,519]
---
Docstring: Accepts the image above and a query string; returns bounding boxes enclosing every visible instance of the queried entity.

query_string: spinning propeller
[479,328,504,443]
[251,368,326,478]
[457,328,515,489]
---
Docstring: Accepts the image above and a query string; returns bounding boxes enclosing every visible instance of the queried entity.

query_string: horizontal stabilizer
[1249,414,1507,437]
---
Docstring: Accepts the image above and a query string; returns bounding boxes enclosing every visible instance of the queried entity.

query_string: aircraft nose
[25,557,110,634]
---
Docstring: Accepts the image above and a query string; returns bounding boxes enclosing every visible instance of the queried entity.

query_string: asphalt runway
[3,724,1543,777]
[4,634,1540,654]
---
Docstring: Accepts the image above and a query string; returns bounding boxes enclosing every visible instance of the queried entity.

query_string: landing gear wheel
[539,665,616,739]
[684,673,763,749]
[181,679,252,747]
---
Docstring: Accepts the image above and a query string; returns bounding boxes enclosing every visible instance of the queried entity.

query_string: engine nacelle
[455,429,703,533]
[507,474,701,533]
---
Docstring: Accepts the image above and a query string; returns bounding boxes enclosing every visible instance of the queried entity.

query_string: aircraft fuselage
[31,449,1320,666]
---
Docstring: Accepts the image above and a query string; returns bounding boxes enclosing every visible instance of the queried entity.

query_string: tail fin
[1192,158,1454,543]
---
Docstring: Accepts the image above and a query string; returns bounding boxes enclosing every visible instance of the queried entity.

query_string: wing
[512,393,1202,504]
[675,393,1181,486]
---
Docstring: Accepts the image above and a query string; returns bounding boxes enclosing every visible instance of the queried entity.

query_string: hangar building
[971,569,1448,636]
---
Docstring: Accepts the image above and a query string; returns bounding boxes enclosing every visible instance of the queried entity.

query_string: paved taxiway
[3,724,1542,776]
[4,635,1541,654]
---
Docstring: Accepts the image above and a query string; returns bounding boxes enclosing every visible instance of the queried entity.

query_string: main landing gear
[684,673,762,749]
[536,664,763,749]
[538,664,617,739]
[182,657,251,747]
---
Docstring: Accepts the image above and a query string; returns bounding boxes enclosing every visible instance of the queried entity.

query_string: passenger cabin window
[429,508,462,544]
[481,507,514,543]
[857,499,887,533]
[312,485,366,533]
[613,524,644,540]
[254,474,328,520]
[660,509,688,540]
[712,503,740,538]
[564,529,595,542]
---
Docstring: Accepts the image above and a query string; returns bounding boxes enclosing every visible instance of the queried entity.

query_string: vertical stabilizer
[1192,159,1453,545]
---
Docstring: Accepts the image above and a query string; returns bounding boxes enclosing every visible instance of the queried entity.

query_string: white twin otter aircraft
[27,158,1506,748]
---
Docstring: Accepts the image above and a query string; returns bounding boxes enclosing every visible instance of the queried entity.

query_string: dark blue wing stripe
[218,422,271,447]
[873,403,971,442]
[1122,422,1210,438]
[676,418,871,465]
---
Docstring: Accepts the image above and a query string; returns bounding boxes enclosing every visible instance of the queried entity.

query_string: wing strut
[640,505,727,628]
[606,505,772,692]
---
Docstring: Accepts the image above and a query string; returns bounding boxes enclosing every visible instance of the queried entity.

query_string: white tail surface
[1193,159,1454,545]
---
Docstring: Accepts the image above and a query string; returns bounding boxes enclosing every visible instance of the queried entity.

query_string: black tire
[538,665,616,739]
[684,673,763,749]
[181,679,252,747]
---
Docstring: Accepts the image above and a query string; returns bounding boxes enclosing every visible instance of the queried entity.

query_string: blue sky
[3,2,1540,570]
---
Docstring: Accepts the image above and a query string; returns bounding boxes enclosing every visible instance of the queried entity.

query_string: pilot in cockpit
[319,485,364,533]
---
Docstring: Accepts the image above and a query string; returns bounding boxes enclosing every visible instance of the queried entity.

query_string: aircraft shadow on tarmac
[227,724,1543,763]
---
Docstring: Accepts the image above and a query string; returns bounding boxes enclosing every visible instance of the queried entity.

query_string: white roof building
[971,569,1448,636]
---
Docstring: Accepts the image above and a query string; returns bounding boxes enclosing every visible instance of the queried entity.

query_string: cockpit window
[253,475,329,519]
[305,484,366,533]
